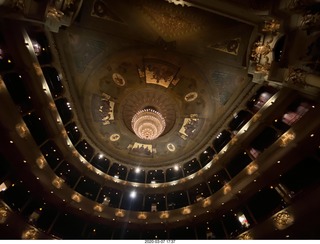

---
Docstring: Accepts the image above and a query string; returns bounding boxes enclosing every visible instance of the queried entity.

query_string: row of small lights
[9,126,306,201]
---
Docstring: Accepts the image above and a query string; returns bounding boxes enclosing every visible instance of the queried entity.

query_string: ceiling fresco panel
[52,0,254,168]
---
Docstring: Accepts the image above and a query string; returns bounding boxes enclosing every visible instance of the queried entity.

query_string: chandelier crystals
[131,108,166,140]
[122,88,176,141]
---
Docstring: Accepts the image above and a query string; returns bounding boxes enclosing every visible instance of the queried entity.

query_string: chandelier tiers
[131,108,166,140]
[121,88,177,140]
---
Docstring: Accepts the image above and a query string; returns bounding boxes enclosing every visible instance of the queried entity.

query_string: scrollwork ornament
[285,68,307,87]
[279,131,296,147]
[251,41,272,63]
[254,61,271,75]
[300,13,320,30]
[262,19,280,34]
[273,211,294,230]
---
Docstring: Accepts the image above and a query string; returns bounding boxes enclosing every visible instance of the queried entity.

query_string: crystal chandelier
[131,108,166,140]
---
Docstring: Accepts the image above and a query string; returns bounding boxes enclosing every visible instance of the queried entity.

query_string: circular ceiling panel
[82,48,217,168]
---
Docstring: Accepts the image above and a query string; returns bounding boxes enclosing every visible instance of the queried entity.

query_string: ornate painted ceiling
[53,0,255,168]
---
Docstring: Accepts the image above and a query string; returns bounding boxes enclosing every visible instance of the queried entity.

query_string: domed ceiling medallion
[83,49,220,167]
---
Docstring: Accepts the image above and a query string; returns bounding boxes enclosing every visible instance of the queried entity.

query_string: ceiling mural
[53,0,254,167]
[128,142,154,157]
[140,58,180,88]
[91,93,115,125]
[178,114,200,140]
[81,48,217,166]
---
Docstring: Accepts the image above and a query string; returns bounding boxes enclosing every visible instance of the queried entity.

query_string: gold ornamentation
[238,232,253,240]
[184,92,198,102]
[246,162,259,175]
[166,0,191,7]
[144,60,180,88]
[167,143,176,152]
[99,93,115,125]
[262,19,280,34]
[279,131,296,147]
[285,68,307,87]
[129,142,153,157]
[47,7,64,21]
[254,62,271,75]
[273,210,294,230]
[160,211,169,219]
[110,134,120,141]
[182,207,191,215]
[223,184,232,195]
[141,1,204,40]
[71,193,81,202]
[300,13,320,30]
[138,212,147,219]
[36,157,46,169]
[52,177,64,189]
[202,199,211,207]
[178,114,199,140]
[115,210,125,217]
[22,228,38,240]
[112,73,125,86]
[0,207,8,224]
[93,205,103,213]
[15,123,28,138]
[251,41,272,62]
